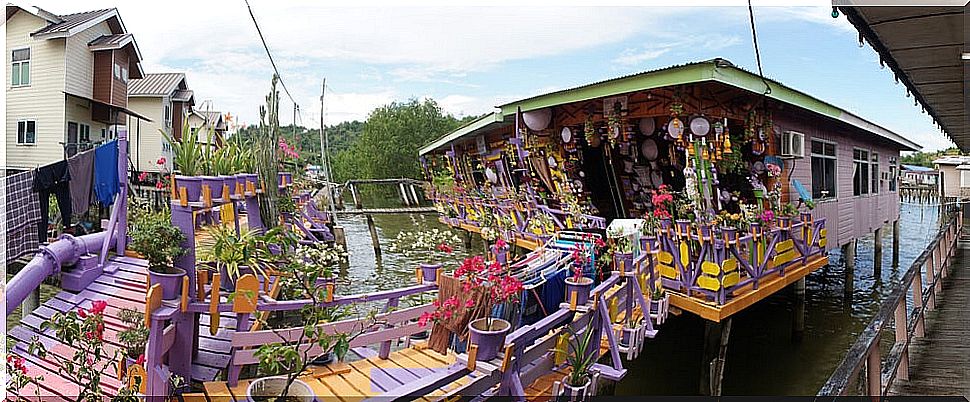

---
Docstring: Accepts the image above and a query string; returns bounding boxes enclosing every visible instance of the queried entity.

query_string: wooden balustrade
[819,207,962,396]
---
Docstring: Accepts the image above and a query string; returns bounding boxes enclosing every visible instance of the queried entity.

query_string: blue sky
[26,2,956,151]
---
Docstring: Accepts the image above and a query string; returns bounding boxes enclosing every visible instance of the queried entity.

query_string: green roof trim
[420,58,919,155]
[418,111,505,156]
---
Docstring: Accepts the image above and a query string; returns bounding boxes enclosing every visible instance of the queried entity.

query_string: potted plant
[389,228,460,283]
[619,317,642,348]
[650,286,670,326]
[162,123,204,203]
[564,238,596,307]
[251,245,377,402]
[128,210,187,300]
[554,325,599,401]
[117,308,148,368]
[607,226,635,274]
[200,225,270,291]
[490,237,510,266]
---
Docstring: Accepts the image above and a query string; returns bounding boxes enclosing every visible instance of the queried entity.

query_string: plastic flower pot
[699,224,712,240]
[639,235,657,253]
[613,252,635,274]
[148,266,186,300]
[278,171,293,187]
[420,263,442,283]
[491,245,508,266]
[219,265,254,292]
[675,219,691,236]
[468,317,511,361]
[309,351,335,366]
[174,175,202,203]
[721,226,738,243]
[660,218,673,232]
[777,216,791,229]
[243,174,259,191]
[560,375,593,401]
[410,329,430,340]
[619,323,638,348]
[564,276,593,306]
[234,174,248,194]
[220,175,237,197]
[800,212,813,223]
[202,176,225,200]
[246,376,314,402]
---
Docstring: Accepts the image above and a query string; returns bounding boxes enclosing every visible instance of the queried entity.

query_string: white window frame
[121,67,128,83]
[871,152,880,194]
[11,47,30,87]
[810,139,838,200]
[853,148,870,197]
[960,171,970,188]
[164,102,173,128]
[17,119,36,145]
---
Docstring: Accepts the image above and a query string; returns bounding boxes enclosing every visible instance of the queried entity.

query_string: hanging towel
[5,170,41,264]
[94,140,119,206]
[427,273,490,356]
[68,150,95,216]
[33,160,72,242]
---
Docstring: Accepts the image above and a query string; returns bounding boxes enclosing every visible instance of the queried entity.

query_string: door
[66,122,79,157]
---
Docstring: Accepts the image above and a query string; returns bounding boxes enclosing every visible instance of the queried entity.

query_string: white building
[126,73,195,173]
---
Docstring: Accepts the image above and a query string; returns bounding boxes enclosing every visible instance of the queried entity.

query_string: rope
[747,0,771,96]
[243,0,298,106]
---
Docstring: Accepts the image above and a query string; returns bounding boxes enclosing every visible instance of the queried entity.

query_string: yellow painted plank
[227,380,250,402]
[327,360,375,398]
[203,381,233,402]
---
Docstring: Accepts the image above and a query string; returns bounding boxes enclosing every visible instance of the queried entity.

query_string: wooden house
[126,72,195,173]
[419,59,918,316]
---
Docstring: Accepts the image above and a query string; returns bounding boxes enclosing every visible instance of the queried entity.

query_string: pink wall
[775,111,901,248]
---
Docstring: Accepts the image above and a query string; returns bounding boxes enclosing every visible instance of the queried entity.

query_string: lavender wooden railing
[818,206,962,396]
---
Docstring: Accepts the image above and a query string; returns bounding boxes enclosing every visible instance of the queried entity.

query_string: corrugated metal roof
[172,89,194,102]
[900,164,936,172]
[31,8,115,36]
[128,73,185,97]
[88,33,132,50]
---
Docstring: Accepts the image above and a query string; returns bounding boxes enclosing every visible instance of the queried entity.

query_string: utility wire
[747,0,771,96]
[243,0,298,106]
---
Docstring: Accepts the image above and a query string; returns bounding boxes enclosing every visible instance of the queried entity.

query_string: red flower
[135,354,146,366]
[436,243,453,254]
[77,308,88,319]
[495,238,508,250]
[138,172,149,182]
[89,300,107,315]
[156,181,165,190]
[156,157,166,165]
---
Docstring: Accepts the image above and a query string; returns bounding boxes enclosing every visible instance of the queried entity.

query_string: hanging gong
[561,127,573,143]
[641,138,659,161]
[639,117,656,136]
[689,116,711,137]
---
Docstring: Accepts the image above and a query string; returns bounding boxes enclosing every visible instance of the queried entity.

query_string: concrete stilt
[874,227,884,275]
[700,318,733,396]
[843,239,856,305]
[22,288,40,321]
[366,216,381,258]
[793,278,806,341]
[892,219,900,267]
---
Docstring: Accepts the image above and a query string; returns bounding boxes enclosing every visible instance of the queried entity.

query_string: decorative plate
[690,116,711,137]
[561,127,572,143]
[639,117,655,136]
[667,118,684,139]
[641,139,659,160]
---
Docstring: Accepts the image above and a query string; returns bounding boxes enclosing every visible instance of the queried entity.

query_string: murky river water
[337,191,942,395]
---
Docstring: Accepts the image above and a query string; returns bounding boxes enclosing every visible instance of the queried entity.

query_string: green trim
[710,68,841,118]
[418,112,504,155]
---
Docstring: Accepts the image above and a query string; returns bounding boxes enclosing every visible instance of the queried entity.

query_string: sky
[18,0,957,151]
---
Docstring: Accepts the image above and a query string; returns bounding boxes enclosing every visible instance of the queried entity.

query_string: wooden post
[843,240,856,270]
[409,184,421,205]
[894,299,909,381]
[700,319,732,396]
[843,239,856,304]
[925,258,936,311]
[792,278,806,340]
[333,225,347,250]
[463,230,473,249]
[912,270,925,337]
[378,298,399,359]
[22,289,40,321]
[866,336,882,396]
[892,219,900,267]
[399,182,410,206]
[350,184,362,209]
[874,227,883,275]
[366,215,381,258]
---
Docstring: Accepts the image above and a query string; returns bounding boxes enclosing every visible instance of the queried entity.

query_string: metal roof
[421,58,920,155]
[31,8,116,37]
[837,5,966,150]
[88,33,132,50]
[933,155,970,166]
[418,112,507,155]
[172,89,194,103]
[128,73,186,97]
[900,164,936,172]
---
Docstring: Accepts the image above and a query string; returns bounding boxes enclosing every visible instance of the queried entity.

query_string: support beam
[842,239,856,270]
[463,230,473,249]
[792,278,806,341]
[350,184,362,209]
[333,225,347,251]
[843,239,856,306]
[409,184,421,205]
[366,215,382,259]
[874,226,883,275]
[892,219,900,267]
[700,318,733,396]
[22,289,40,321]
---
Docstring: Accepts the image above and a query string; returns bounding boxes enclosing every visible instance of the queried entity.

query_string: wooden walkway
[334,207,437,215]
[889,243,970,397]
[7,256,239,400]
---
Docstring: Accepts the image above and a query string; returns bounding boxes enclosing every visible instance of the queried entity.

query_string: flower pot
[749,222,762,237]
[246,376,314,402]
[564,276,593,306]
[777,216,791,228]
[244,174,259,191]
[650,294,670,325]
[619,324,638,348]
[613,252,635,274]
[659,218,673,232]
[219,265,254,292]
[201,176,224,200]
[234,174,248,194]
[309,351,335,366]
[148,267,187,300]
[675,219,691,236]
[559,375,593,401]
[174,176,202,203]
[491,245,508,266]
[800,212,813,223]
[721,226,738,244]
[639,236,658,253]
[468,317,511,361]
[420,263,442,283]
[699,224,712,240]
[278,171,293,187]
[220,175,237,197]
[410,329,430,340]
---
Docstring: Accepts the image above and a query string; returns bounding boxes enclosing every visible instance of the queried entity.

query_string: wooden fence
[818,204,963,395]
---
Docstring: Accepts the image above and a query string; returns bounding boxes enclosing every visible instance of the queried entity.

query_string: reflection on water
[336,199,941,395]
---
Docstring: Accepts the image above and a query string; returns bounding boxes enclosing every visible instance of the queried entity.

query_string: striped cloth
[4,170,42,264]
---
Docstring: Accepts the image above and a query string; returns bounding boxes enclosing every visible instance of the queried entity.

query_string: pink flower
[761,210,775,223]
[495,238,507,250]
[138,172,149,182]
[156,157,166,165]
[77,308,87,319]
[464,299,475,308]
[436,243,453,254]
[417,312,432,327]
[89,300,107,315]
[135,354,146,366]
[156,181,165,190]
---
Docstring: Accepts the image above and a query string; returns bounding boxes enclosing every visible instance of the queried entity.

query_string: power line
[243,0,298,106]
[746,0,771,96]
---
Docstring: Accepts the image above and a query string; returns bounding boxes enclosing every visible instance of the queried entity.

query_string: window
[853,149,870,196]
[164,103,172,128]
[79,123,91,143]
[121,67,128,83]
[17,120,36,144]
[871,153,879,194]
[11,48,30,86]
[889,157,898,192]
[101,128,107,140]
[811,140,837,199]
[961,171,970,188]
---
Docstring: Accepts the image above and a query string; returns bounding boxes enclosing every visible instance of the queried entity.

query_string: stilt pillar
[842,239,856,270]
[843,239,856,305]
[366,215,381,259]
[463,230,473,249]
[792,278,806,341]
[874,227,884,275]
[700,318,733,396]
[892,219,900,267]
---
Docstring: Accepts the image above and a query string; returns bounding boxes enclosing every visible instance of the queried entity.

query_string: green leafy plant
[780,203,799,218]
[117,308,148,359]
[555,324,597,387]
[200,225,271,282]
[128,210,186,274]
[161,121,206,176]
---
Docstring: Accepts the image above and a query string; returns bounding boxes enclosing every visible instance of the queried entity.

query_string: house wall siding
[92,51,112,105]
[775,111,901,248]
[64,94,108,146]
[127,97,170,173]
[5,10,68,169]
[936,164,961,198]
[65,21,112,99]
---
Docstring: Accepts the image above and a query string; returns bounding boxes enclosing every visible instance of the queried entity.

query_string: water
[335,200,942,395]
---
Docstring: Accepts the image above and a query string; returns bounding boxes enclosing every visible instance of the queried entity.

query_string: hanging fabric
[94,140,119,206]
[33,159,72,242]
[68,149,95,216]
[5,170,42,264]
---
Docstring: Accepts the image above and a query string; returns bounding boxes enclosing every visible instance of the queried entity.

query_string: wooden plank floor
[201,346,463,402]
[889,243,970,397]
[7,256,237,400]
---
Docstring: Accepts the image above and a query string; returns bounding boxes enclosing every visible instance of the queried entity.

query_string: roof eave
[31,8,119,39]
[418,111,504,156]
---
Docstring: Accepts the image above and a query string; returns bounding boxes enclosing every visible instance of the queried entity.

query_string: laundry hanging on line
[5,170,42,264]
[33,159,72,243]
[68,149,95,217]
[94,140,119,206]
